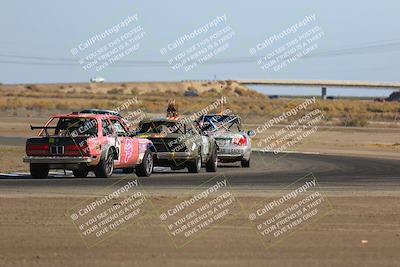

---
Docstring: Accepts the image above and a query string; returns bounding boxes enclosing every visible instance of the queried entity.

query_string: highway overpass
[237,79,400,99]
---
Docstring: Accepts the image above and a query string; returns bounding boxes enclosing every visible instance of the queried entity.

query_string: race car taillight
[233,136,247,146]
[26,144,49,155]
[27,144,49,151]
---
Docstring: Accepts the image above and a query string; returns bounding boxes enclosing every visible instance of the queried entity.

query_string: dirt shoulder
[0,195,399,267]
[251,125,400,160]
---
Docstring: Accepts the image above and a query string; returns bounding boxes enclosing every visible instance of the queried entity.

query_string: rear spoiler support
[29,125,57,136]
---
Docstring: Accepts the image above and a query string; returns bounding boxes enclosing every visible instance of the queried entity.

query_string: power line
[0,39,399,67]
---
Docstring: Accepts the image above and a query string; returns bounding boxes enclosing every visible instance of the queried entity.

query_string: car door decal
[124,139,134,163]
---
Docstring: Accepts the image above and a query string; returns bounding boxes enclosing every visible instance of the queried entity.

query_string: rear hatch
[211,131,247,147]
[26,136,90,157]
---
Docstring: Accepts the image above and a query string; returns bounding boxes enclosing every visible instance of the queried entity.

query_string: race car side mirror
[247,130,256,137]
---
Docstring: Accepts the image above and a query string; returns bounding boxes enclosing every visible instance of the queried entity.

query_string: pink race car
[23,113,155,178]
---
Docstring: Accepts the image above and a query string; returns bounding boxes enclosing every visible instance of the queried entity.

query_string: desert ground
[0,195,399,267]
[1,150,400,267]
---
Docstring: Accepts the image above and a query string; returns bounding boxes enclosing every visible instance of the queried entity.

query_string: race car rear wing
[30,125,57,130]
[29,125,57,136]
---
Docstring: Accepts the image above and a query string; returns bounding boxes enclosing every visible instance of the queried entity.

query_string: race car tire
[205,147,217,172]
[241,158,250,168]
[30,163,49,179]
[187,154,201,173]
[135,149,153,177]
[95,148,114,178]
[72,169,89,178]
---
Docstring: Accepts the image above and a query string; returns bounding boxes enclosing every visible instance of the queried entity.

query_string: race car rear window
[53,118,98,136]
[138,121,184,134]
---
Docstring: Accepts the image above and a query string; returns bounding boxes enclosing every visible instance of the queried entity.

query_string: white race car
[196,114,255,167]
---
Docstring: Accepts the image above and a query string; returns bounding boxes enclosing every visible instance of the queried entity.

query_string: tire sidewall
[135,149,153,177]
[196,155,201,171]
[104,150,114,177]
[143,150,153,176]
[206,147,217,172]
[95,148,115,178]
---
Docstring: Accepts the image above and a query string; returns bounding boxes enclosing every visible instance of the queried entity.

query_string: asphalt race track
[1,151,399,194]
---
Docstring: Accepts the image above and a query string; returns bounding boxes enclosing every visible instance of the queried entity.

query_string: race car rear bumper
[156,152,195,160]
[217,147,250,162]
[23,156,95,164]
[218,147,246,156]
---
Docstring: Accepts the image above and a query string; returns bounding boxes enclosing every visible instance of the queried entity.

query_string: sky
[0,0,399,93]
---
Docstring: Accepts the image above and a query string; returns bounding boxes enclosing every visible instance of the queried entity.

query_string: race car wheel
[73,169,89,178]
[95,148,114,178]
[205,147,217,172]
[188,154,201,173]
[241,158,250,168]
[135,149,153,177]
[30,163,49,179]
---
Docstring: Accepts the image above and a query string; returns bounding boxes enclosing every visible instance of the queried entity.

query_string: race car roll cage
[198,115,242,132]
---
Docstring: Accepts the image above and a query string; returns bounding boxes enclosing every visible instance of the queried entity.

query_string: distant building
[90,77,105,83]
